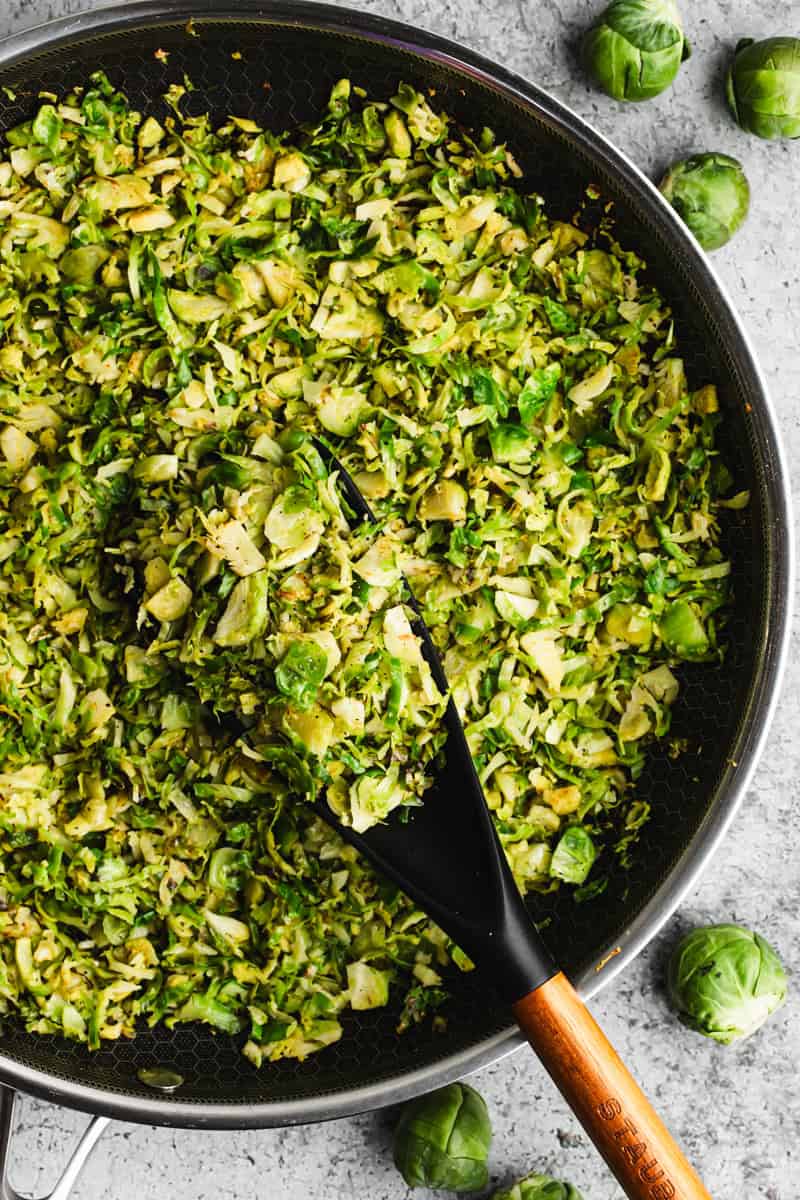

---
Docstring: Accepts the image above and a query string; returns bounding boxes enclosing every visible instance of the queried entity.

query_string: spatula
[312,441,712,1200]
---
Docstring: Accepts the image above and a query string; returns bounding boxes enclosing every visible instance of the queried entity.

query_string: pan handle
[0,1086,109,1200]
[513,973,712,1200]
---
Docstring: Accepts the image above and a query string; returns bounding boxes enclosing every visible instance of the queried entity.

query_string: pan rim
[0,0,792,1129]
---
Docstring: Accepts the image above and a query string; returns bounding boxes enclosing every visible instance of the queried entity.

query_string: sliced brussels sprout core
[264,487,325,565]
[205,518,267,577]
[353,535,403,587]
[419,480,468,522]
[303,379,372,436]
[346,961,391,1010]
[213,572,269,647]
[283,704,336,756]
[144,577,193,622]
[349,767,407,834]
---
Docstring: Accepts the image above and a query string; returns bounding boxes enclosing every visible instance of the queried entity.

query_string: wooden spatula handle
[512,972,712,1200]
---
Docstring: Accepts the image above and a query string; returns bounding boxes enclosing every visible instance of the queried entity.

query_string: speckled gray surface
[0,1,797,1197]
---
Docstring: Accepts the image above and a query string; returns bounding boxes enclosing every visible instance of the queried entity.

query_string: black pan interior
[0,8,780,1116]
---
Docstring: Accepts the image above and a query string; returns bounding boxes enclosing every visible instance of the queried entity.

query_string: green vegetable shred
[0,74,739,1059]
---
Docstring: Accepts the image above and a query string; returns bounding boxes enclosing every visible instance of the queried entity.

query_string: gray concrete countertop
[0,1,797,1197]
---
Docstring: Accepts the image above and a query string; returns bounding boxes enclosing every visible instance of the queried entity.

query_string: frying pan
[0,2,791,1197]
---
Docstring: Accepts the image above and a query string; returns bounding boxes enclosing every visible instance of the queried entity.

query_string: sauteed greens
[0,74,740,1059]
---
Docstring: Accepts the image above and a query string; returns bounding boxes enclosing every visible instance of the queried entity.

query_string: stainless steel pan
[0,3,791,1195]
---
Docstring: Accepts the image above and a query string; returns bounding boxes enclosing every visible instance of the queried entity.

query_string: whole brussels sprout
[726,36,800,139]
[659,153,750,251]
[492,1171,584,1200]
[668,924,788,1044]
[393,1082,492,1192]
[582,0,690,102]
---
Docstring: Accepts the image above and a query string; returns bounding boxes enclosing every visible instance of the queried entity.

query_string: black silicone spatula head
[311,441,555,1002]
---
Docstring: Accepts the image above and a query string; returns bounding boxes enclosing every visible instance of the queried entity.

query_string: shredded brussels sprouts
[0,73,741,1059]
